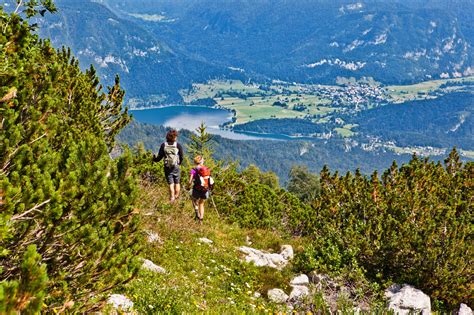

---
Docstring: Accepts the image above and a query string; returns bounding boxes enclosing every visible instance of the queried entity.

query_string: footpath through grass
[120,181,299,314]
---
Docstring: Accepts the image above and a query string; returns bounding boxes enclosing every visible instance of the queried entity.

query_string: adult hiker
[188,155,214,224]
[153,129,184,203]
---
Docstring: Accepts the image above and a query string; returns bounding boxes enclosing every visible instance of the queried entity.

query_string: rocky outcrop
[289,285,310,302]
[238,245,293,270]
[280,245,294,260]
[267,288,289,304]
[290,274,309,286]
[385,284,431,315]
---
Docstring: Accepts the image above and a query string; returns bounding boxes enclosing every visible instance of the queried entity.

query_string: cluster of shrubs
[200,150,472,310]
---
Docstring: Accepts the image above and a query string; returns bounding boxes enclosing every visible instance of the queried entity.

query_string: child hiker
[188,155,214,224]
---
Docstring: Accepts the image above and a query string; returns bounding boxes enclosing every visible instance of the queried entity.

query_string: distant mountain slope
[350,92,474,148]
[109,0,473,85]
[37,0,245,101]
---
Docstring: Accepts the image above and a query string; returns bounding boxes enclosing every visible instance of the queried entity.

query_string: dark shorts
[164,166,181,184]
[192,188,209,200]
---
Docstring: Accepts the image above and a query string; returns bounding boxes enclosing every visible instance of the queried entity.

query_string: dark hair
[166,129,178,142]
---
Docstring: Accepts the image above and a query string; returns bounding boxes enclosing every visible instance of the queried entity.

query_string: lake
[130,106,274,140]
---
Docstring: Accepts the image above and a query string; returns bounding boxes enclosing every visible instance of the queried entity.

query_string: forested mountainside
[36,0,473,102]
[105,0,474,85]
[348,92,474,148]
[35,0,245,101]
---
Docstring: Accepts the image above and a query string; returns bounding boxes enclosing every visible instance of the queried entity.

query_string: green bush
[231,184,283,228]
[0,7,141,313]
[292,150,473,308]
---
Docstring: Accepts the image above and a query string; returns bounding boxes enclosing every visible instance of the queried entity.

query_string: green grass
[335,128,356,137]
[119,181,297,314]
[386,76,474,103]
[334,124,358,137]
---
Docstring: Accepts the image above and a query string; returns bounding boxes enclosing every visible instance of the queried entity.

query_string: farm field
[387,76,474,103]
[180,76,474,128]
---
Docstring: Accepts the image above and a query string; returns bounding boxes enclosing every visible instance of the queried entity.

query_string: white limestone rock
[107,294,133,311]
[385,284,431,315]
[290,274,309,286]
[198,237,214,244]
[267,288,289,304]
[459,304,473,315]
[238,245,293,270]
[280,245,294,260]
[289,285,310,302]
[141,258,166,273]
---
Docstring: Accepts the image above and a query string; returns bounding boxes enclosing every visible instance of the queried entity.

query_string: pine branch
[11,199,51,221]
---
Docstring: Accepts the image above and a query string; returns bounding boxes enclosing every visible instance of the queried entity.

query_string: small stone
[386,284,431,315]
[253,292,261,298]
[198,237,214,244]
[267,288,289,304]
[459,304,473,315]
[107,294,133,311]
[246,235,252,245]
[290,274,309,286]
[289,285,310,301]
[141,259,166,273]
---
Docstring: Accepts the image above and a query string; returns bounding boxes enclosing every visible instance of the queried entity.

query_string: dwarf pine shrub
[0,6,141,312]
[294,150,473,308]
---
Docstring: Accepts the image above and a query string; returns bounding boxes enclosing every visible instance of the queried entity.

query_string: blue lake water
[130,106,314,141]
[130,106,269,140]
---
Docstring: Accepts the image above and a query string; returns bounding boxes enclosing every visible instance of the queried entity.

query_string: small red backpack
[194,166,214,192]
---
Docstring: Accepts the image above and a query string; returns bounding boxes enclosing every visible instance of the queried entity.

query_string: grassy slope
[119,181,301,314]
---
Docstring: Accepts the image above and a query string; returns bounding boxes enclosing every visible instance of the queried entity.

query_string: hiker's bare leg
[198,200,205,220]
[174,183,181,199]
[169,184,175,201]
[192,197,199,218]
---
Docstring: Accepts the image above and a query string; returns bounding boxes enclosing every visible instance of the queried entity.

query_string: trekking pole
[210,193,220,218]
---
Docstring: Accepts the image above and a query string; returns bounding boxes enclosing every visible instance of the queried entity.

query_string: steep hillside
[36,0,245,101]
[109,0,473,85]
[36,0,474,102]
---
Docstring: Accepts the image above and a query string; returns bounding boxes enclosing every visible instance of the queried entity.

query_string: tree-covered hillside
[35,0,245,101]
[110,0,473,85]
[349,92,474,148]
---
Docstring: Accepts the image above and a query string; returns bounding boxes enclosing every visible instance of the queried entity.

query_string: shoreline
[129,104,327,140]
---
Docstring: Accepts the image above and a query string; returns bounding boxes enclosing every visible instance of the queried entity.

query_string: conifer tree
[187,122,214,164]
[0,4,141,312]
[287,165,321,202]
